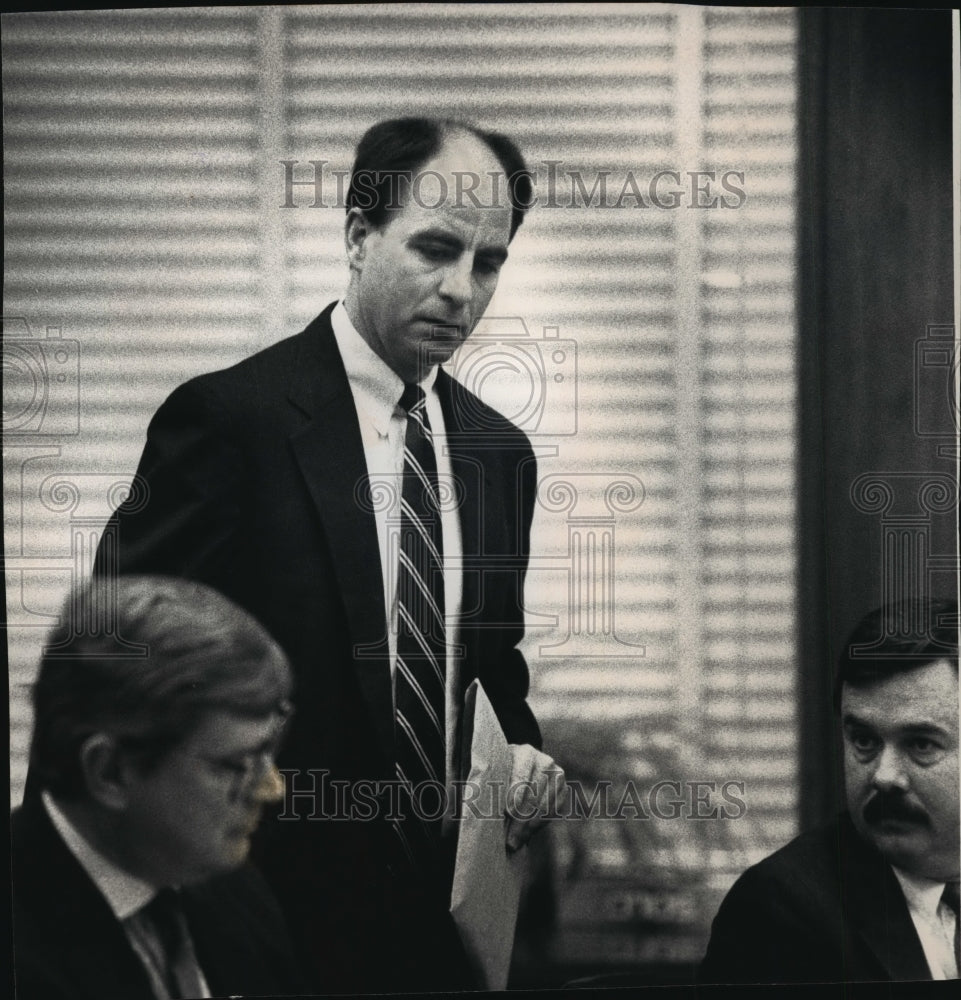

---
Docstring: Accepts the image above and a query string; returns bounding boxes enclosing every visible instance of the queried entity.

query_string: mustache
[862,792,929,827]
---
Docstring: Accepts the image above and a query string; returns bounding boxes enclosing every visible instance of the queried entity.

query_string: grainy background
[3,4,956,987]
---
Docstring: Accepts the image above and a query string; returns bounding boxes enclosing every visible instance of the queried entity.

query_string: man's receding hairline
[416,126,513,182]
[444,123,502,157]
[366,147,516,235]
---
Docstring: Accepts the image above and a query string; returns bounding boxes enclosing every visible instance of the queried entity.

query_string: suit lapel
[436,370,486,636]
[287,307,394,767]
[839,814,932,981]
[436,370,506,784]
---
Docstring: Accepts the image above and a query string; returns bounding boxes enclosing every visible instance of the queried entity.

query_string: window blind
[3,5,267,798]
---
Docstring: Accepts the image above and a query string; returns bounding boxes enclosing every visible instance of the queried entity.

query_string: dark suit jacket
[93,303,542,991]
[698,812,933,984]
[11,795,303,1000]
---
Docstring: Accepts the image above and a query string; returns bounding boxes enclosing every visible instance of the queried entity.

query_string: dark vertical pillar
[797,8,956,830]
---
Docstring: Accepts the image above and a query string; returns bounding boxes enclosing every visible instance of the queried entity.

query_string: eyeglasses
[195,701,294,798]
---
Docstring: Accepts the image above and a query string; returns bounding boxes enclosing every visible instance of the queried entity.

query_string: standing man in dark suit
[699,598,959,984]
[95,117,564,992]
[12,575,304,1000]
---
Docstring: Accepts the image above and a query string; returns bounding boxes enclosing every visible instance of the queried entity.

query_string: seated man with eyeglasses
[12,575,306,999]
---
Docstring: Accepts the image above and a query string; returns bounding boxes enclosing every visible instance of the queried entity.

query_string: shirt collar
[42,789,157,920]
[892,864,947,919]
[331,301,439,435]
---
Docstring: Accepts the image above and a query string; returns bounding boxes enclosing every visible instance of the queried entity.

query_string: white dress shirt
[331,301,464,791]
[892,865,959,980]
[42,791,212,998]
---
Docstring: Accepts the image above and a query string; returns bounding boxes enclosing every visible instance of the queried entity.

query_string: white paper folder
[449,678,526,991]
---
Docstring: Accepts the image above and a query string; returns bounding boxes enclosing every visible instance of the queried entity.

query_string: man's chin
[229,829,255,853]
[861,820,929,866]
[415,338,463,372]
[208,829,255,871]
[176,854,243,886]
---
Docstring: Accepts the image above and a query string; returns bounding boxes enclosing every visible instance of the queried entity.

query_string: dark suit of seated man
[12,575,306,1000]
[700,597,959,985]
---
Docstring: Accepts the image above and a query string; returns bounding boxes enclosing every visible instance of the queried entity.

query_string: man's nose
[871,745,909,791]
[438,257,472,307]
[252,762,285,804]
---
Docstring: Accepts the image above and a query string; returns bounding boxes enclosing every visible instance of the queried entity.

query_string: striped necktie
[392,383,447,874]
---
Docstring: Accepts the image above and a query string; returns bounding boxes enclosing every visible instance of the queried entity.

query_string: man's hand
[504,743,567,854]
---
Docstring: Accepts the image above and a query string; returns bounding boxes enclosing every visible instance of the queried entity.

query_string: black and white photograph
[3,4,958,996]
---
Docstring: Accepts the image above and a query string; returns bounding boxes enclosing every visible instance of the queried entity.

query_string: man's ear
[79,733,131,810]
[345,207,373,271]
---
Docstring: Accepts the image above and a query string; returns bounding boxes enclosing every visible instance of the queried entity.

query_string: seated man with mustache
[700,597,959,984]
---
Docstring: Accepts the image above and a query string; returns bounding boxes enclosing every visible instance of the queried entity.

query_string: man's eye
[474,258,502,278]
[848,731,878,754]
[416,244,452,262]
[213,757,250,777]
[907,737,942,760]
